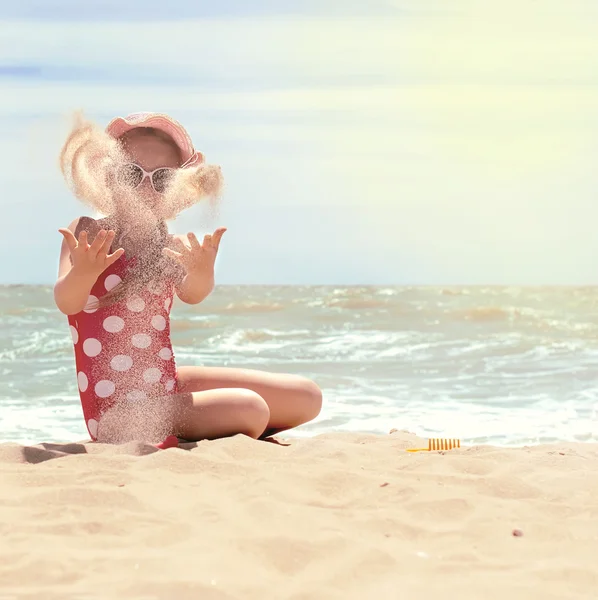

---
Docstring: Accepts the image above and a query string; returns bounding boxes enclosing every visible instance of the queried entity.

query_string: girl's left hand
[162,227,227,275]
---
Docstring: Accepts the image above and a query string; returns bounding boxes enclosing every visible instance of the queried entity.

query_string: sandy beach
[0,431,596,599]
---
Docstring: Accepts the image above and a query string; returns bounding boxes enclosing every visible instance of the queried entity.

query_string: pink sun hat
[106,112,205,168]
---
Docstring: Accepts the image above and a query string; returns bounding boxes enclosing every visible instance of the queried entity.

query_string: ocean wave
[441,306,598,339]
[458,306,523,322]
[200,328,312,354]
[299,287,396,311]
[170,318,220,332]
[2,285,598,446]
[325,298,390,310]
[0,329,72,361]
[440,288,470,296]
[238,328,311,342]
[219,301,285,314]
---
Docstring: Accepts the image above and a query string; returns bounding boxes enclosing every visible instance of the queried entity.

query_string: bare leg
[96,388,271,444]
[95,368,321,444]
[176,366,323,435]
[172,388,271,441]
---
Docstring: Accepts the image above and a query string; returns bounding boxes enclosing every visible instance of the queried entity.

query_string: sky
[1,0,598,284]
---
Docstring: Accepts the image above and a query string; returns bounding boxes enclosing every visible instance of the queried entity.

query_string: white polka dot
[131,333,151,349]
[87,419,99,438]
[164,297,171,311]
[147,280,165,295]
[103,315,125,333]
[143,368,162,384]
[126,390,147,402]
[151,315,166,331]
[158,347,172,360]
[83,295,99,313]
[104,274,122,292]
[77,371,88,392]
[110,355,133,372]
[126,296,145,313]
[70,325,79,344]
[83,338,102,357]
[95,380,115,398]
[165,379,176,392]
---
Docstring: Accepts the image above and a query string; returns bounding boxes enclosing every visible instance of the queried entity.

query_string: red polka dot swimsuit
[67,252,178,441]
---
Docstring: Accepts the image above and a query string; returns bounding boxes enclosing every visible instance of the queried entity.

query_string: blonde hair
[59,112,224,308]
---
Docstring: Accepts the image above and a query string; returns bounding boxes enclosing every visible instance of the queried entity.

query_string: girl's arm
[175,269,215,305]
[54,218,123,315]
[53,218,98,315]
[164,229,226,305]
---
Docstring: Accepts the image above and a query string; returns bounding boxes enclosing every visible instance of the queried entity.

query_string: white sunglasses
[116,163,175,193]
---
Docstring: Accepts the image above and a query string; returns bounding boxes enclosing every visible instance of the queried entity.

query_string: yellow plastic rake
[406,438,461,453]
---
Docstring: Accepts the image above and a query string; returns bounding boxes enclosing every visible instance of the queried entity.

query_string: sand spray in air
[59,111,224,220]
[59,112,224,443]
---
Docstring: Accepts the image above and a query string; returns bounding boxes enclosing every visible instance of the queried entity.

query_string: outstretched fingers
[89,230,107,257]
[58,226,123,274]
[58,228,78,253]
[182,229,226,252]
[95,230,116,259]
[105,247,125,268]
[211,227,227,250]
[77,230,89,249]
[172,236,191,253]
[187,232,201,250]
[89,229,106,257]
[162,247,184,264]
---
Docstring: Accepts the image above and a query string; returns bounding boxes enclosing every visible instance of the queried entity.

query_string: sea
[0,284,596,447]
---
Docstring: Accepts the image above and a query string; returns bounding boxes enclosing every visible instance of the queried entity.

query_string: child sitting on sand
[55,112,322,446]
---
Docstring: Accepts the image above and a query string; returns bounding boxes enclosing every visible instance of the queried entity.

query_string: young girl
[55,112,322,446]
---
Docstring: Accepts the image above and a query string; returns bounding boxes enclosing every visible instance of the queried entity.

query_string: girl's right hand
[58,228,124,278]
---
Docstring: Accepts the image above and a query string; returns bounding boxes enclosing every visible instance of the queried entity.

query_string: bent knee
[233,388,270,438]
[293,377,323,422]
